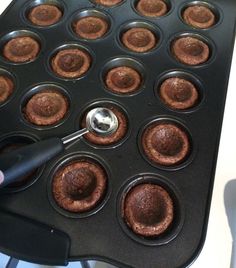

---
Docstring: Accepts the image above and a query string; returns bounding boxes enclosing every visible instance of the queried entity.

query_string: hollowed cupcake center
[79,18,103,34]
[166,80,192,102]
[180,40,204,56]
[151,126,184,156]
[127,30,151,47]
[111,71,135,88]
[63,168,97,200]
[34,5,59,21]
[140,0,165,13]
[58,53,84,72]
[32,94,61,117]
[189,8,212,23]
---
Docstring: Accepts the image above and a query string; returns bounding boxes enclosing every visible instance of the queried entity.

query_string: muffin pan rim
[117,173,185,246]
[47,152,112,219]
[154,69,205,113]
[68,7,113,42]
[138,116,197,171]
[22,0,67,29]
[20,82,72,131]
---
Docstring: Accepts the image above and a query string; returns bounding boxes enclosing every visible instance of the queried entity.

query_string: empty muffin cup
[23,86,69,126]
[0,133,43,192]
[171,35,210,65]
[52,157,108,213]
[72,10,110,40]
[2,31,41,63]
[93,0,124,6]
[81,102,128,147]
[135,0,169,17]
[182,3,216,29]
[0,70,15,105]
[141,120,191,166]
[28,3,63,26]
[159,77,199,110]
[51,45,92,79]
[123,183,174,237]
[120,22,159,53]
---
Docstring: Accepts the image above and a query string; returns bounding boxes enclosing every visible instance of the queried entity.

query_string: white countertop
[0,1,235,267]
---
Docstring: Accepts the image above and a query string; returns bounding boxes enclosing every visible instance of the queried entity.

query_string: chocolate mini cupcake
[123,183,174,237]
[73,16,109,40]
[159,77,199,110]
[136,0,168,17]
[82,106,128,146]
[172,36,210,65]
[94,0,123,6]
[0,75,14,103]
[183,5,215,29]
[122,27,157,53]
[51,48,91,79]
[105,66,142,94]
[52,160,107,213]
[3,36,40,63]
[24,90,69,126]
[28,4,62,26]
[142,122,190,166]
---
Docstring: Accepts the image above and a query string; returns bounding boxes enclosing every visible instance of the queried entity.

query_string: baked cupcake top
[122,27,157,53]
[52,160,107,213]
[142,122,190,166]
[136,0,168,17]
[51,48,91,79]
[123,183,174,237]
[24,90,69,126]
[94,0,123,6]
[28,4,62,26]
[172,36,210,65]
[183,5,215,29]
[73,16,109,40]
[0,75,14,103]
[3,36,40,63]
[105,66,142,94]
[159,77,199,110]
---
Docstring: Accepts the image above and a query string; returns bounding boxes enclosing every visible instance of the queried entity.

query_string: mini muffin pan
[0,0,235,267]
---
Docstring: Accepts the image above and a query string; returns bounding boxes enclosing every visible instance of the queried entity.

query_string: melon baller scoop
[0,107,118,189]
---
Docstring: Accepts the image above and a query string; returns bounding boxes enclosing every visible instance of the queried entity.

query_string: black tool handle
[0,138,64,188]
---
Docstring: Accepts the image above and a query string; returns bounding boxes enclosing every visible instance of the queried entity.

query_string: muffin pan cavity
[0,68,16,106]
